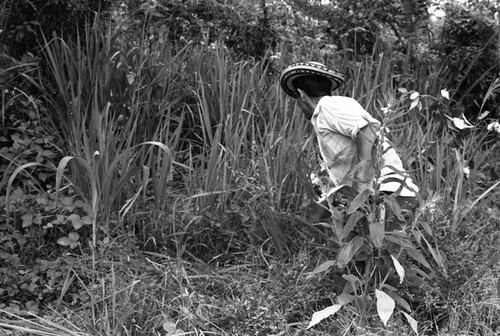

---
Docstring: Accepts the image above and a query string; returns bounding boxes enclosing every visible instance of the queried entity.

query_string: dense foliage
[0,0,113,58]
[437,2,500,117]
[1,0,500,335]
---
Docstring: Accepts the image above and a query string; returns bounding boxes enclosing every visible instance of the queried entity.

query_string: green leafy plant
[0,178,97,313]
[303,73,500,333]
[304,104,433,334]
[1,19,178,315]
[33,19,181,252]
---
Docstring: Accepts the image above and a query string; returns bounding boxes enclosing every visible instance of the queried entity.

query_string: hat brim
[280,62,345,98]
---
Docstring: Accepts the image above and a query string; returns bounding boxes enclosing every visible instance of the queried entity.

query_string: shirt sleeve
[314,96,380,140]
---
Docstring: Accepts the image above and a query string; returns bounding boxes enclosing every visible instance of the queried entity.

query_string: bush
[431,2,500,118]
[118,0,277,59]
[0,0,113,59]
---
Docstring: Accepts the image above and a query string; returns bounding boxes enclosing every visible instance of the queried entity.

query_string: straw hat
[280,61,345,98]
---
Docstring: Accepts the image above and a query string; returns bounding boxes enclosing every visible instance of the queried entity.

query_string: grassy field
[1,21,500,335]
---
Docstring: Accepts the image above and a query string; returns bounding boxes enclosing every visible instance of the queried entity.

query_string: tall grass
[190,42,316,211]
[21,20,187,264]
[23,18,320,258]
[165,40,321,254]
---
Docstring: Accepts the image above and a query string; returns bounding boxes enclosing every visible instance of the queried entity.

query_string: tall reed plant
[183,40,318,215]
[35,19,197,251]
[37,22,320,255]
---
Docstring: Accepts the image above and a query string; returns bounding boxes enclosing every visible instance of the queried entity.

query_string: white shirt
[310,96,419,197]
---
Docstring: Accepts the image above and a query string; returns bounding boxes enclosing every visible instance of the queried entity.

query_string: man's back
[311,95,418,196]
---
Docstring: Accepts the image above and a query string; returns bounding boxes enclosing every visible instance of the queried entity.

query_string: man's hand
[297,89,315,120]
[357,161,376,183]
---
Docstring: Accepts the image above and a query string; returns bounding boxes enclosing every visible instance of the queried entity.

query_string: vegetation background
[1,0,500,335]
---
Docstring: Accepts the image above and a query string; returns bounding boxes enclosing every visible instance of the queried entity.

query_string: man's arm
[356,122,380,186]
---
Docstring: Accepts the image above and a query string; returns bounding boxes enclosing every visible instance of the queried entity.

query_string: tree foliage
[117,0,277,59]
[435,1,499,117]
[0,0,113,58]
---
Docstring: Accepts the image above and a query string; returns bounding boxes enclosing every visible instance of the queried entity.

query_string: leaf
[67,214,83,229]
[6,162,42,224]
[488,121,500,133]
[482,78,500,109]
[409,91,419,100]
[478,110,490,120]
[402,311,419,335]
[445,114,474,130]
[61,197,73,206]
[440,89,449,100]
[72,218,84,230]
[375,289,395,326]
[348,188,371,214]
[126,72,135,85]
[409,98,419,111]
[497,275,500,298]
[57,237,73,246]
[342,274,362,292]
[306,304,343,329]
[385,231,413,248]
[67,214,80,221]
[331,208,345,238]
[407,248,431,269]
[418,220,433,236]
[163,322,176,333]
[55,215,65,224]
[391,255,405,284]
[119,185,144,218]
[337,236,365,268]
[422,236,447,276]
[34,215,42,226]
[453,117,474,130]
[68,232,79,241]
[13,233,27,246]
[369,221,385,248]
[388,292,411,312]
[382,195,404,221]
[306,260,336,279]
[342,211,364,240]
[22,213,33,228]
[337,292,355,305]
[55,156,95,211]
